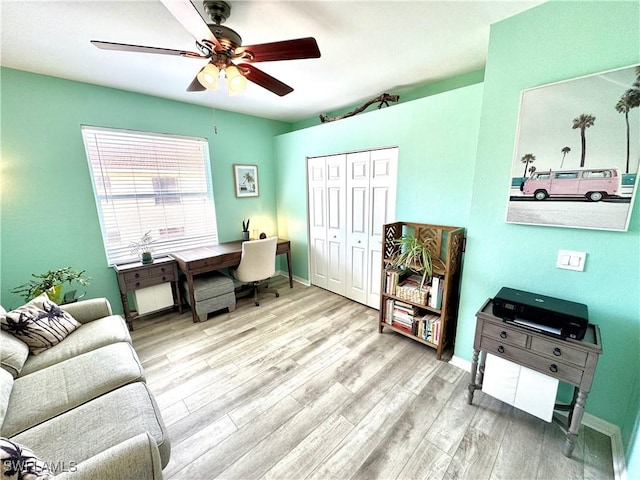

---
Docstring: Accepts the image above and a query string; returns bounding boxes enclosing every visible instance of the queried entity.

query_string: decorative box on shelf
[395,283,429,305]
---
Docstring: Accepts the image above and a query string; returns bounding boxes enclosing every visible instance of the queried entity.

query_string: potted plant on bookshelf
[390,235,434,289]
[130,231,156,264]
[11,267,91,304]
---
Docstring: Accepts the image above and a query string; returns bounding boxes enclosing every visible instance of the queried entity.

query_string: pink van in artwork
[521,168,621,201]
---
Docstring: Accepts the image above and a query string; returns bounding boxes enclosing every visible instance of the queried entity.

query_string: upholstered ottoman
[184,272,236,322]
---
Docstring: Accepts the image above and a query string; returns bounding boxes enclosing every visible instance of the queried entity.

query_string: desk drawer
[482,322,528,347]
[530,336,587,367]
[480,335,583,385]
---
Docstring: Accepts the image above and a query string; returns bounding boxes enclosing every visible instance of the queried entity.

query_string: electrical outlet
[556,250,586,272]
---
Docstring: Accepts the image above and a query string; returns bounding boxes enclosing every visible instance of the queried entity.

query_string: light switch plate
[556,250,586,271]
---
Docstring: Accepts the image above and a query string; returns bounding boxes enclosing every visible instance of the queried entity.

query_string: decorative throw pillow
[0,437,52,479]
[0,293,81,355]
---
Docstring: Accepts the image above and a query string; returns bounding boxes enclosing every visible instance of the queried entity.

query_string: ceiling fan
[91,0,321,96]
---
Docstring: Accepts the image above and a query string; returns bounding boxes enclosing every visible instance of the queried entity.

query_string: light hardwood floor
[130,276,615,480]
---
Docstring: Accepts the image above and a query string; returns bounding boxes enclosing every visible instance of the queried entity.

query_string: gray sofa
[0,298,169,479]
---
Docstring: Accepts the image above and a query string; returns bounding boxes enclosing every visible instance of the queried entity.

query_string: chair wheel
[276,293,280,297]
[255,302,260,306]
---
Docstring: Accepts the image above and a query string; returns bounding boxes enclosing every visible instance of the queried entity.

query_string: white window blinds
[81,125,218,265]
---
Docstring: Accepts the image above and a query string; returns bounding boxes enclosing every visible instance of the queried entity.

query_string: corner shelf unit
[378,222,465,359]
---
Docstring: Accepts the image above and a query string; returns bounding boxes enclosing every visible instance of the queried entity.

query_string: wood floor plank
[397,438,452,480]
[228,342,351,427]
[351,371,460,480]
[441,427,500,480]
[307,383,416,480]
[168,395,303,479]
[583,426,615,480]
[163,414,238,477]
[218,383,353,479]
[423,374,478,456]
[489,409,546,480]
[535,421,584,480]
[261,412,355,480]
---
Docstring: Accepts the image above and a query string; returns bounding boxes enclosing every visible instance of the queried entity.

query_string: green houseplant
[389,235,434,288]
[12,267,91,304]
[130,231,156,264]
[242,218,250,241]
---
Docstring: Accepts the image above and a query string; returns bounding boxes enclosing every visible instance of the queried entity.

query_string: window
[81,126,218,265]
[554,172,579,179]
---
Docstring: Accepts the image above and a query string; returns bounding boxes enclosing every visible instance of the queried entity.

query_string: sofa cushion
[11,382,171,469]
[0,436,52,479]
[19,315,131,377]
[0,330,29,378]
[1,342,145,438]
[1,294,80,355]
[54,433,162,480]
[0,369,13,432]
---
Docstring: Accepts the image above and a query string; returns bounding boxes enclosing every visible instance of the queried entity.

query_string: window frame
[81,125,219,265]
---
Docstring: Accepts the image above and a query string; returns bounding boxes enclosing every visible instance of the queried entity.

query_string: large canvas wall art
[506,64,639,231]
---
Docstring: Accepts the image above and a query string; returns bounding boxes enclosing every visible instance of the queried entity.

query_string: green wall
[0,67,290,312]
[274,82,483,281]
[456,0,639,472]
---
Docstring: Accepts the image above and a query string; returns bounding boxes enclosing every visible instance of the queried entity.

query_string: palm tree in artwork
[617,69,640,173]
[560,146,571,168]
[521,153,536,177]
[572,114,596,167]
[242,171,255,192]
[528,165,537,175]
[615,97,633,173]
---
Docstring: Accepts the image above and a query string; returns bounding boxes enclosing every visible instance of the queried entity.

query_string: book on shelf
[428,275,444,309]
[384,267,403,295]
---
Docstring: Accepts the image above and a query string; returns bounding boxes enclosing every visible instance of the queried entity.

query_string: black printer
[492,287,588,340]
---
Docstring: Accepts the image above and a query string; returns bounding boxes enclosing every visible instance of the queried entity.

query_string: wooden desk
[171,238,292,323]
[467,298,602,458]
[113,257,182,330]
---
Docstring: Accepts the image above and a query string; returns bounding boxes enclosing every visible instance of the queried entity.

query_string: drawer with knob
[482,322,528,347]
[122,264,177,290]
[530,336,587,367]
[480,335,583,385]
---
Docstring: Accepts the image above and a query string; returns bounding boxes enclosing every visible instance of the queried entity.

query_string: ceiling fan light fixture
[197,63,220,89]
[225,64,247,96]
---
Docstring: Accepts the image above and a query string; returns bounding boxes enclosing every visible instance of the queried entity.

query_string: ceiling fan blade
[91,40,205,58]
[187,73,206,92]
[237,37,320,63]
[160,0,222,50]
[239,64,293,97]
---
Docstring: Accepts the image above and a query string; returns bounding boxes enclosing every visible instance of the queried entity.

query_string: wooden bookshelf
[378,222,465,359]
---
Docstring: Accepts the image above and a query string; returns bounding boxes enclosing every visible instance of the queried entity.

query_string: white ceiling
[0,0,545,123]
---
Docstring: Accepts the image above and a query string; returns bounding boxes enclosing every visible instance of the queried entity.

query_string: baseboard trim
[275,270,310,286]
[448,356,627,480]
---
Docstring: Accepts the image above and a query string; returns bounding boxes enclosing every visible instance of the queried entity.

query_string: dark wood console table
[113,257,182,330]
[171,238,292,323]
[467,298,602,458]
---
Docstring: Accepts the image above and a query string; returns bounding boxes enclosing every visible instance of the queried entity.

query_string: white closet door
[325,154,346,296]
[307,156,328,289]
[346,151,370,304]
[366,148,398,308]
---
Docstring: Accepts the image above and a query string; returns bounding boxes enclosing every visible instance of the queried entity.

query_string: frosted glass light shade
[226,65,247,96]
[197,64,219,89]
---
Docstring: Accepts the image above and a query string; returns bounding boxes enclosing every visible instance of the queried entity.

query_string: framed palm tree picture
[233,164,259,197]
[506,64,639,231]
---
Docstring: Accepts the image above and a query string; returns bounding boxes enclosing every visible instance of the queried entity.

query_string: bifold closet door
[309,148,397,308]
[346,148,398,308]
[366,148,398,309]
[307,155,346,296]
